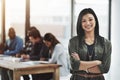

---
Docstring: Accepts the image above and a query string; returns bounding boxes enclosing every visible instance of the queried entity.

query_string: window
[30,0,71,49]
[5,0,25,41]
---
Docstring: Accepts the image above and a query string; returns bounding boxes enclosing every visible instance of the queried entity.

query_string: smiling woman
[74,0,109,39]
[69,8,112,80]
[82,14,96,34]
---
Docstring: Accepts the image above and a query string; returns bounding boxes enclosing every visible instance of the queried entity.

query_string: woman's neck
[85,31,95,45]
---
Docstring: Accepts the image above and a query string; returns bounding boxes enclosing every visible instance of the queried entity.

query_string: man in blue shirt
[4,27,23,55]
[1,27,23,80]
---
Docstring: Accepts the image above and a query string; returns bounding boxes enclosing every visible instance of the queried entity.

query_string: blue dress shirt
[4,36,23,55]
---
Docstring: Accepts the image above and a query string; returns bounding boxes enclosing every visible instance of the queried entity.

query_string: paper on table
[0,54,9,60]
[21,61,50,65]
[3,57,22,62]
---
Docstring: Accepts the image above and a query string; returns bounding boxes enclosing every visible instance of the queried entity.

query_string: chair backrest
[0,43,5,54]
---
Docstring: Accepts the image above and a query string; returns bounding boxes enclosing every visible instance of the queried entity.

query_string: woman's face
[29,36,40,45]
[29,36,36,44]
[44,40,51,48]
[81,13,96,32]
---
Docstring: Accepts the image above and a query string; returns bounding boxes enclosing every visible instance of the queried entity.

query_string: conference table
[0,55,61,80]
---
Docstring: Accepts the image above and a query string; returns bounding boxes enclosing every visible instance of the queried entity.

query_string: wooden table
[0,57,61,80]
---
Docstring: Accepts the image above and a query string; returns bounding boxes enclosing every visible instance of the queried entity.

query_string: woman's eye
[89,18,93,21]
[82,20,86,22]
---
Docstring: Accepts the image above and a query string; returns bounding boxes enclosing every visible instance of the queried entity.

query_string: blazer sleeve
[98,39,112,73]
[68,38,80,71]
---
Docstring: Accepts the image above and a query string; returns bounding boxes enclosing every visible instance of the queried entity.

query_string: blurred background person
[1,27,23,80]
[20,29,51,80]
[4,27,23,56]
[43,33,70,78]
[16,26,37,80]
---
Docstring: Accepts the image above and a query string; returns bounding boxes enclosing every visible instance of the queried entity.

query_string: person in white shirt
[43,33,70,77]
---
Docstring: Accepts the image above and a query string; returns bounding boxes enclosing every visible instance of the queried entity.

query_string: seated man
[4,27,23,56]
[1,27,23,80]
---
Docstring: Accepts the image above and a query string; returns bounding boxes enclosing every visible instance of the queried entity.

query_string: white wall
[111,0,120,80]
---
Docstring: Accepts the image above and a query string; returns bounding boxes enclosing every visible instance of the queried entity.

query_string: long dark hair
[26,26,37,41]
[43,33,60,51]
[77,8,99,38]
[28,29,42,39]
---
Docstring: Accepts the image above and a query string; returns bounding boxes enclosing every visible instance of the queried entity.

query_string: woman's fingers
[71,52,80,60]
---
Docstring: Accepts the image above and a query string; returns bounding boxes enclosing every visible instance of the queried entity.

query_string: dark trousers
[32,73,53,80]
[1,68,10,80]
[23,75,30,80]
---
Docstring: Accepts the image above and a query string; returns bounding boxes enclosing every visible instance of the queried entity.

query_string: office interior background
[0,0,120,80]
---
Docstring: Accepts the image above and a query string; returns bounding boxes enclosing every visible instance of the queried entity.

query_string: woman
[43,33,70,77]
[68,8,112,80]
[21,29,50,80]
[20,26,37,80]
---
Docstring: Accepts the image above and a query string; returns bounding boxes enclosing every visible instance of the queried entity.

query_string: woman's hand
[71,52,80,60]
[95,60,102,65]
[21,54,30,59]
